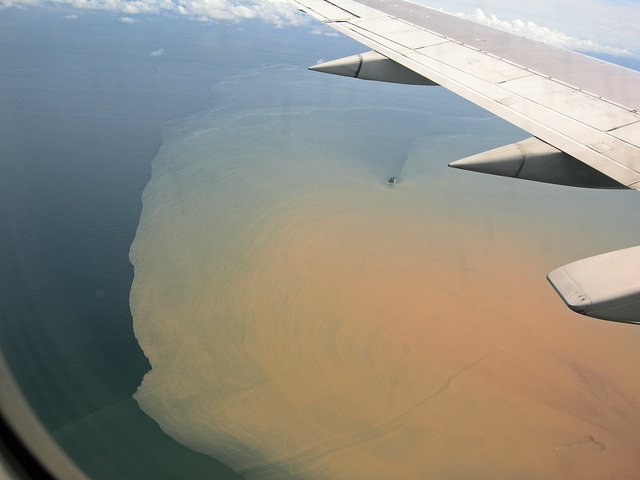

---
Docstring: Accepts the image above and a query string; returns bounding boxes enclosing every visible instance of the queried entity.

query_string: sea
[2,5,640,480]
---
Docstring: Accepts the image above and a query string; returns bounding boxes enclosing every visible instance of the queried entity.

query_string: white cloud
[0,0,308,27]
[119,15,135,22]
[63,13,77,18]
[149,48,164,56]
[458,8,635,57]
[418,0,639,57]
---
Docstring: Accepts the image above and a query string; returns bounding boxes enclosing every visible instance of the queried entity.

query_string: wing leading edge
[290,0,640,324]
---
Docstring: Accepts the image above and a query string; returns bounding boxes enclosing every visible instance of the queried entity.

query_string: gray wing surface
[290,0,640,189]
[290,0,640,324]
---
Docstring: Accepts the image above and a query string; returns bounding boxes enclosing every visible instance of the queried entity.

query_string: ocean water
[0,9,293,478]
[2,6,640,480]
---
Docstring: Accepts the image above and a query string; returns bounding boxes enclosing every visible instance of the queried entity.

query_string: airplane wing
[289,0,640,324]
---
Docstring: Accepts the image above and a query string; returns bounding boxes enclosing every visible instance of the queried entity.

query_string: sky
[1,0,639,57]
[423,0,640,54]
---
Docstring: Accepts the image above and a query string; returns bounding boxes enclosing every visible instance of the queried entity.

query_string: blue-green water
[0,8,331,478]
